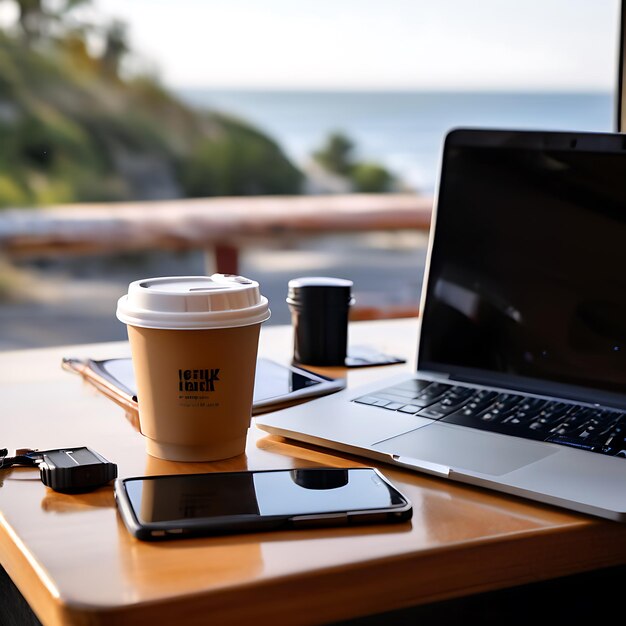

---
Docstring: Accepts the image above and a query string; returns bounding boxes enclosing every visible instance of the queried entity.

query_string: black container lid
[286,276,354,307]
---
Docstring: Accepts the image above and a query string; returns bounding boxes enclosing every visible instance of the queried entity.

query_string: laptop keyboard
[354,380,626,458]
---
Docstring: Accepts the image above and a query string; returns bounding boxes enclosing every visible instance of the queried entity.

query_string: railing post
[212,243,240,275]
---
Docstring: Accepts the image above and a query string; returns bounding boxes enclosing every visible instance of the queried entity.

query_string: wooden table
[2,318,626,626]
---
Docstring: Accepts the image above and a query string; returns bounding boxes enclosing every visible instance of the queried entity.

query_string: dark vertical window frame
[616,0,626,131]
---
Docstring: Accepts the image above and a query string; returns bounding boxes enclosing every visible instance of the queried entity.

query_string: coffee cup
[116,274,270,462]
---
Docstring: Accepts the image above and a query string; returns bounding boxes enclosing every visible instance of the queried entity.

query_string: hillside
[0,32,303,208]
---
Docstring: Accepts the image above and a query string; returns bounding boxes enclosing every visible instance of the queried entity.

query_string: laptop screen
[418,128,626,400]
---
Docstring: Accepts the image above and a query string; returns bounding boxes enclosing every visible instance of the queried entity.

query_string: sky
[92,0,620,91]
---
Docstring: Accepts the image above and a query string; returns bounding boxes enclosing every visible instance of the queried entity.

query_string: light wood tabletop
[2,318,626,626]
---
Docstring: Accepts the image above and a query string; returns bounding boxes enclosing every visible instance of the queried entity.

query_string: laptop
[256,127,626,522]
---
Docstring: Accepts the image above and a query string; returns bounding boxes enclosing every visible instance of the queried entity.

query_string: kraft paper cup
[116,275,271,462]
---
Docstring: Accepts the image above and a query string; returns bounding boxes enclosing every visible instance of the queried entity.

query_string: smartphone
[114,468,412,541]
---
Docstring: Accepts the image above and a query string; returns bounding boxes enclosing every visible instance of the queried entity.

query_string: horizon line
[173,85,613,95]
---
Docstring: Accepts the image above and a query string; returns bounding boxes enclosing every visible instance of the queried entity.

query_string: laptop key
[418,383,449,396]
[407,395,443,407]
[374,391,428,403]
[377,388,420,400]
[518,397,549,410]
[416,396,471,418]
[353,395,382,406]
[595,412,626,437]
[366,388,446,407]
[501,408,543,424]
[397,404,423,414]
[476,394,523,422]
[381,402,406,411]
[372,399,392,407]
[445,387,476,402]
[414,386,449,405]
[416,407,448,419]
[457,391,499,417]
[600,423,626,455]
[491,393,524,410]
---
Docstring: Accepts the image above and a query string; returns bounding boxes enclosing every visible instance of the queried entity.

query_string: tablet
[63,356,345,415]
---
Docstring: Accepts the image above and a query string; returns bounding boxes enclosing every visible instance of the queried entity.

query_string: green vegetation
[181,116,302,197]
[350,162,395,193]
[312,131,396,193]
[0,1,303,207]
[312,133,355,177]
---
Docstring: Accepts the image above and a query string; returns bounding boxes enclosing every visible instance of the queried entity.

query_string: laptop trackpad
[372,422,557,476]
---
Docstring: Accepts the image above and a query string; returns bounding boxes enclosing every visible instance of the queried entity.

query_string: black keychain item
[0,447,117,493]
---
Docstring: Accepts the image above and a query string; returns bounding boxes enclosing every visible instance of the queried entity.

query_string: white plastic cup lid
[116,274,271,330]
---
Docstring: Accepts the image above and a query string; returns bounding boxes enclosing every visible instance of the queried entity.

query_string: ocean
[179,90,614,193]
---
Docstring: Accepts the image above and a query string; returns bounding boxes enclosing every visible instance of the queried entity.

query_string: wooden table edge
[5,512,626,626]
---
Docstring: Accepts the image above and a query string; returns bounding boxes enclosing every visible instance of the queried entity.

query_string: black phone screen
[122,468,407,523]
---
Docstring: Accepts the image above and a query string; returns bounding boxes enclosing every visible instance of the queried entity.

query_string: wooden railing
[0,192,433,318]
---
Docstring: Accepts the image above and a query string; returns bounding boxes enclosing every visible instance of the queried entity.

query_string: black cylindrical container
[286,276,354,366]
